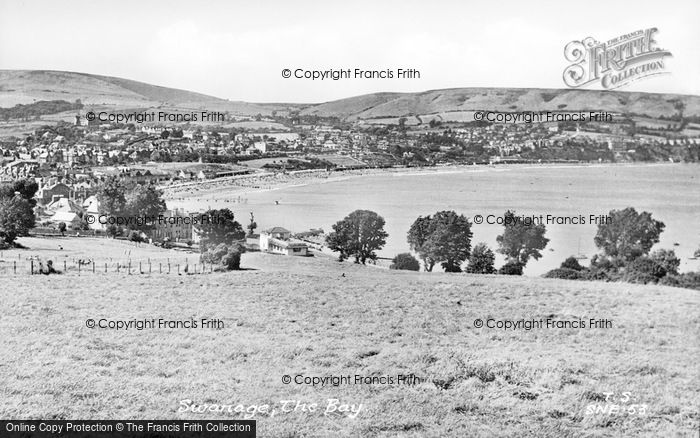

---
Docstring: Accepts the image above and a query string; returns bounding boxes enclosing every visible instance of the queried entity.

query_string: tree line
[326,209,548,275]
[325,207,699,290]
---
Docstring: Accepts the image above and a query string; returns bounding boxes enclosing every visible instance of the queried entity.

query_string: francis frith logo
[563,28,672,90]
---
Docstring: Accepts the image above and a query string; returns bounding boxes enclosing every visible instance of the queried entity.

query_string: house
[1,160,40,180]
[259,227,309,256]
[36,182,72,205]
[45,197,84,215]
[83,197,105,231]
[149,208,195,243]
[262,227,291,240]
[49,210,82,228]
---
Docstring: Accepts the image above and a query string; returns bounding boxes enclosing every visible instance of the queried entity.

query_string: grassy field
[0,237,199,275]
[0,238,698,437]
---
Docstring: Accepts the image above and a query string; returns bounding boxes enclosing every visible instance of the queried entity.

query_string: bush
[650,249,680,275]
[201,242,246,271]
[106,224,121,238]
[585,254,623,281]
[584,267,619,282]
[658,275,681,287]
[544,267,584,280]
[128,230,143,242]
[390,253,420,271]
[498,261,524,275]
[221,247,243,270]
[466,243,496,274]
[622,256,667,284]
[661,272,700,291]
[560,256,584,271]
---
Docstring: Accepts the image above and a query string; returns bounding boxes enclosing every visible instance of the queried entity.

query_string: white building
[259,227,309,256]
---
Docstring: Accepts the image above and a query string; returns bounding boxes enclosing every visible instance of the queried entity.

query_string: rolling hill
[1,70,699,121]
[1,237,698,436]
[0,70,294,115]
[300,87,700,120]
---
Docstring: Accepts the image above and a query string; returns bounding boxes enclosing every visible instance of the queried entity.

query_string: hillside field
[0,238,698,437]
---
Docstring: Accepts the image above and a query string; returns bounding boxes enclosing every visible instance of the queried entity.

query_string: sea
[175,163,700,276]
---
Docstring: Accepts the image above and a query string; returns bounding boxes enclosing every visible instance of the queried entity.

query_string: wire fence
[0,253,215,276]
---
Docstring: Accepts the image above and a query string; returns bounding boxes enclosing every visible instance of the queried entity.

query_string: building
[36,182,72,205]
[49,210,82,228]
[149,208,195,243]
[1,160,40,181]
[259,227,309,256]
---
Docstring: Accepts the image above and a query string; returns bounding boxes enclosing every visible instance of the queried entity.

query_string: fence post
[149,262,152,274]
[159,263,162,274]
[139,261,142,274]
[128,261,131,275]
[14,261,17,274]
[93,262,95,274]
[168,263,171,274]
[31,260,34,275]
[64,260,67,271]
[117,263,120,273]
[105,263,107,273]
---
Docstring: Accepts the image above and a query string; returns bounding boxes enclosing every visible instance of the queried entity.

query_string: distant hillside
[300,88,700,120]
[1,70,699,121]
[0,70,292,115]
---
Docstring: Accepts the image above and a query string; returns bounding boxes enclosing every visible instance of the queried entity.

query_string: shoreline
[163,161,688,205]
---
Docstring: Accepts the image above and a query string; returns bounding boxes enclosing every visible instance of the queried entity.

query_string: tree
[125,184,167,231]
[0,179,39,206]
[96,177,127,217]
[496,210,549,267]
[326,210,388,264]
[407,211,473,272]
[58,222,67,236]
[594,207,664,262]
[247,212,257,237]
[398,117,408,133]
[0,179,38,245]
[466,243,496,274]
[390,253,420,271]
[0,196,35,245]
[194,209,245,252]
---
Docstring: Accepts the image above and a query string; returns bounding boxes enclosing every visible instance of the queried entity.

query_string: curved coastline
[164,161,686,202]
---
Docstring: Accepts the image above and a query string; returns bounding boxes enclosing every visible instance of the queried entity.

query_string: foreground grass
[0,247,698,437]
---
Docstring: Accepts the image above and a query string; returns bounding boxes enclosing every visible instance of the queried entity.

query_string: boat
[574,237,588,260]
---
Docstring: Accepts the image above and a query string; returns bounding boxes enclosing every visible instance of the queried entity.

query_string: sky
[1,0,699,103]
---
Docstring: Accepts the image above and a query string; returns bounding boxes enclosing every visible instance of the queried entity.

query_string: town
[0,98,699,251]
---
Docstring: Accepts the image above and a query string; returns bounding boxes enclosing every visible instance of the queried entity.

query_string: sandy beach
[163,162,679,211]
